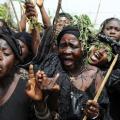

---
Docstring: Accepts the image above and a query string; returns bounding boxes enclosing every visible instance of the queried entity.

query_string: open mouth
[89,51,103,63]
[63,57,74,66]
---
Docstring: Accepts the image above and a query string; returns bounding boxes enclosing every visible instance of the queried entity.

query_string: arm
[31,27,41,55]
[36,0,51,28]
[19,13,27,31]
[25,1,41,55]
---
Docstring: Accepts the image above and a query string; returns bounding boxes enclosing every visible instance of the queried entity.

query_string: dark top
[0,72,36,120]
[35,52,114,120]
[107,68,120,120]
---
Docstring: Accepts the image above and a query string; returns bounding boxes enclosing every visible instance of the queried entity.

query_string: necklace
[69,65,97,91]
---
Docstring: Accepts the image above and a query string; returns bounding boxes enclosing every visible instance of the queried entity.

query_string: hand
[25,2,38,19]
[36,70,60,92]
[85,100,99,119]
[36,0,43,8]
[26,64,43,101]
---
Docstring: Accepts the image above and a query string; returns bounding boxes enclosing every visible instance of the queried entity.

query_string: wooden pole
[53,0,62,34]
[9,0,22,32]
[82,54,119,120]
[94,0,102,25]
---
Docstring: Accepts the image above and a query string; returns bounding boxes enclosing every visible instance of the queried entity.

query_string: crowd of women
[0,0,120,120]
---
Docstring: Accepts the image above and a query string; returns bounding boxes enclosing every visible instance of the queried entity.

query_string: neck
[68,59,85,77]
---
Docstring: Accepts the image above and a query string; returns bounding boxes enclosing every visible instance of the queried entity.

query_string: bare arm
[19,13,27,31]
[31,27,41,55]
[37,0,51,28]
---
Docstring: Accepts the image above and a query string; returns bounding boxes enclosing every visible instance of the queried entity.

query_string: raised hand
[26,64,43,101]
[36,70,60,92]
[25,1,38,19]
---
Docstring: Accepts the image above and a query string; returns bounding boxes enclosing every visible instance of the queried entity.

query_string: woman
[0,30,36,120]
[26,25,113,120]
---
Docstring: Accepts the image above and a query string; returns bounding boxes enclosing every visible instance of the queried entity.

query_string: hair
[14,32,32,52]
[100,17,120,34]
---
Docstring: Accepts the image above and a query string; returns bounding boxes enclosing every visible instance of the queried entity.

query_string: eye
[70,44,79,49]
[59,43,67,48]
[4,52,10,56]
[115,27,120,31]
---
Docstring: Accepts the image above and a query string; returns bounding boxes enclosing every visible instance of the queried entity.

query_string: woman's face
[88,43,112,66]
[58,33,82,70]
[55,17,71,36]
[103,20,120,41]
[0,39,16,78]
[18,40,29,61]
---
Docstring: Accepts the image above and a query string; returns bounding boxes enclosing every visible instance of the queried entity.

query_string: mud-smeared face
[58,33,82,71]
[88,43,112,66]
[0,39,16,78]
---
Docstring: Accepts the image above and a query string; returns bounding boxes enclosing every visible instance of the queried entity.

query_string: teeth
[91,55,98,61]
[94,52,100,58]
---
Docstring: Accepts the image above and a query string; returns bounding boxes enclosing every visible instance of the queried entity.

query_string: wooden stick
[82,54,119,120]
[53,0,62,35]
[9,0,22,32]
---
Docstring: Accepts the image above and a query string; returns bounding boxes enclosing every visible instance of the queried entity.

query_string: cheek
[73,49,82,59]
[2,56,15,73]
[100,54,108,63]
[103,29,110,35]
[116,32,120,37]
[58,48,65,54]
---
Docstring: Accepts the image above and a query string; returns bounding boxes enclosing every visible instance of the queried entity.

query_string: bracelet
[34,104,50,120]
[92,112,99,119]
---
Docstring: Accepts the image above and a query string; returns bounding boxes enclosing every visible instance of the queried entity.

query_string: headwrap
[57,25,80,45]
[14,32,32,52]
[0,33,22,60]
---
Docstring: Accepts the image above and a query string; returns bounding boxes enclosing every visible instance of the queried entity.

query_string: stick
[9,0,22,32]
[83,54,119,120]
[53,0,62,35]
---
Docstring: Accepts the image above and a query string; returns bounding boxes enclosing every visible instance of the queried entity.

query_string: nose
[109,28,116,34]
[65,46,72,54]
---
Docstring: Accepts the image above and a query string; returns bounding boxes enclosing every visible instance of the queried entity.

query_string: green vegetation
[0,3,13,27]
[72,14,97,50]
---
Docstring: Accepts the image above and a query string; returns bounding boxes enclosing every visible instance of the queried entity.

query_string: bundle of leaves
[72,14,97,51]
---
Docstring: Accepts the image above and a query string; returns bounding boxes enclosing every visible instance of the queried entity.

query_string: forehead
[105,20,120,28]
[60,33,80,42]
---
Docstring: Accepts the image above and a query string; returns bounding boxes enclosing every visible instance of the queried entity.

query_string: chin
[64,64,75,71]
